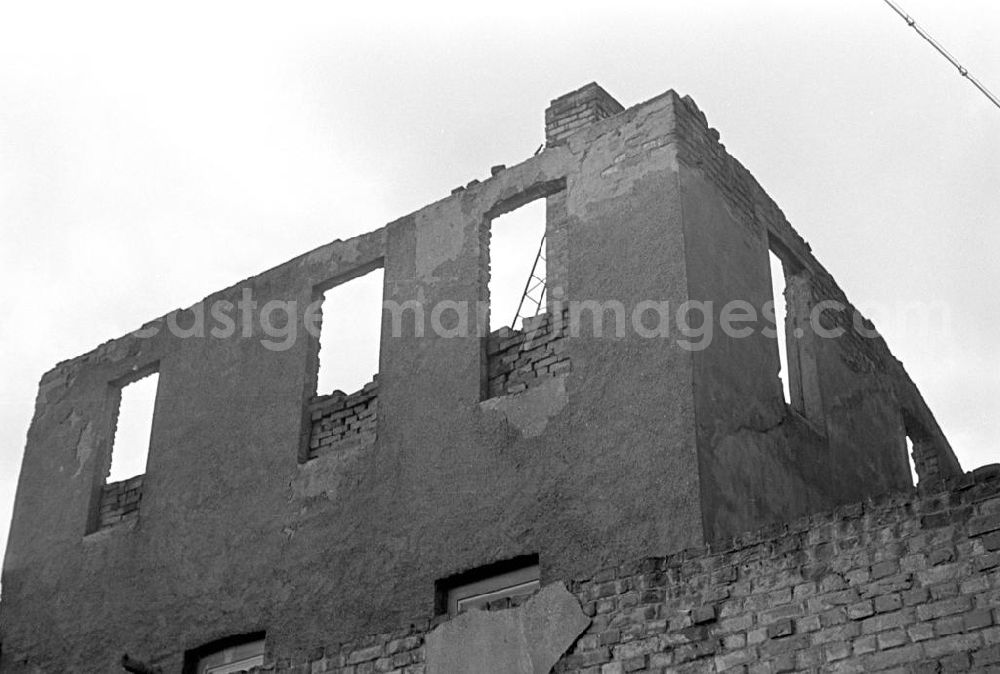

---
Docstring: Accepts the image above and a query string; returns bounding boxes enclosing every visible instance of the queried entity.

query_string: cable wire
[881,0,1000,110]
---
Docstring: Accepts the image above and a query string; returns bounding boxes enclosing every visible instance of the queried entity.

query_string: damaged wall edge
[0,81,975,671]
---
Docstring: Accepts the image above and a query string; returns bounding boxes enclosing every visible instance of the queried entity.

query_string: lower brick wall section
[486,309,570,398]
[308,377,378,461]
[244,467,1000,673]
[97,474,143,529]
[555,467,1000,673]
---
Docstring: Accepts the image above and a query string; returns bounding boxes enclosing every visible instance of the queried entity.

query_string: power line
[881,0,1000,110]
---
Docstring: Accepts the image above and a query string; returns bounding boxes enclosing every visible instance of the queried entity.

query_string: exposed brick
[96,475,144,530]
[916,596,973,622]
[923,632,983,658]
[928,547,955,566]
[862,643,923,670]
[852,635,877,655]
[968,514,1000,537]
[692,605,717,625]
[308,378,378,460]
[486,310,571,398]
[877,627,908,649]
[908,622,935,642]
[861,608,915,635]
[825,641,851,662]
[875,593,903,614]
[8,81,994,674]
[974,644,1000,667]
[767,618,794,639]
[846,600,874,620]
[939,652,972,671]
[965,609,994,631]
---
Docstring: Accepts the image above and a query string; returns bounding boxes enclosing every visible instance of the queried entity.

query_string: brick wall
[274,625,425,673]
[307,377,378,461]
[241,466,999,672]
[97,474,143,529]
[486,309,571,398]
[545,82,624,146]
[554,466,1000,673]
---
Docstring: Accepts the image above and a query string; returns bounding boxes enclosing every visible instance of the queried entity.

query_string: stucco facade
[1,83,962,672]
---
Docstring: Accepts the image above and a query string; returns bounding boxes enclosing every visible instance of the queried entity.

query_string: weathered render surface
[208,466,1000,673]
[0,83,966,671]
[668,94,961,542]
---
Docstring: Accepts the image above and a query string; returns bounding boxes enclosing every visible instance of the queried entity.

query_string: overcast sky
[1,1,997,563]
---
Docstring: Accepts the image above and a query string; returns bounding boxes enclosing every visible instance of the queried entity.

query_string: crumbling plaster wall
[2,82,962,671]
[373,98,706,647]
[215,466,1000,674]
[2,89,707,670]
[1,228,386,670]
[668,92,962,543]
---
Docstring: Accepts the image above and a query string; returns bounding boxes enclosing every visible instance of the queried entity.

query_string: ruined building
[3,83,998,673]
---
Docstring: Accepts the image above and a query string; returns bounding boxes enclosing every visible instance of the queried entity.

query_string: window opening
[769,250,790,404]
[316,267,383,395]
[184,634,265,674]
[436,554,540,616]
[488,199,547,331]
[906,435,919,486]
[109,370,159,482]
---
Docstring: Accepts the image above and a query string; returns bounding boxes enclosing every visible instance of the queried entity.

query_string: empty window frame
[906,435,919,487]
[314,265,384,396]
[901,410,937,486]
[768,241,823,423]
[108,367,160,483]
[480,182,566,401]
[183,634,265,674]
[436,554,540,616]
[768,250,791,405]
[486,198,548,332]
[482,179,567,336]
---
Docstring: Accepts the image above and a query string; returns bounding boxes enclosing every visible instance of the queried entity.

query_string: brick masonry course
[96,474,143,530]
[239,467,1000,673]
[486,309,571,399]
[308,377,379,460]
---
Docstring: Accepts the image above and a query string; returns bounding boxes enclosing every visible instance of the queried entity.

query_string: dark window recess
[435,554,540,616]
[182,632,265,674]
